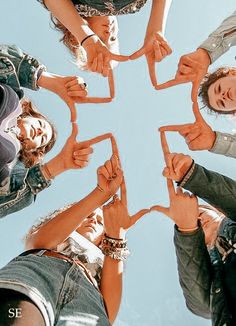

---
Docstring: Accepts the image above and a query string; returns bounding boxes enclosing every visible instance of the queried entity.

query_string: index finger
[147,55,157,87]
[85,133,113,146]
[159,124,191,132]
[191,72,204,102]
[108,70,115,98]
[156,78,180,90]
[65,100,77,122]
[76,97,112,104]
[110,135,119,158]
[109,52,129,62]
[120,178,128,207]
[160,131,170,164]
[70,122,78,140]
[192,101,204,123]
[129,45,146,60]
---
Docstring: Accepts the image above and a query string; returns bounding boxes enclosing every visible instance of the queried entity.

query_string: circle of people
[0,1,235,325]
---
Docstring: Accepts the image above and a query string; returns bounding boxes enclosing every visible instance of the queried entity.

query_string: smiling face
[207,73,236,113]
[76,208,104,246]
[17,116,53,150]
[85,16,119,48]
[198,207,223,246]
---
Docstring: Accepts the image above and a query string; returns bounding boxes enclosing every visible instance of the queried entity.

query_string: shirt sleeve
[199,10,236,63]
[209,131,236,158]
[174,226,211,318]
[180,163,236,221]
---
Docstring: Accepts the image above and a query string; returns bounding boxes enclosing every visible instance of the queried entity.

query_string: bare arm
[146,0,172,35]
[100,182,150,322]
[44,0,93,42]
[25,187,108,249]
[26,155,123,249]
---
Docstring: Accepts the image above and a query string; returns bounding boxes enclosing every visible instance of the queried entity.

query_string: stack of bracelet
[100,234,130,261]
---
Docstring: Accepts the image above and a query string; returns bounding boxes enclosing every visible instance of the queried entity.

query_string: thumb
[109,52,130,62]
[150,205,170,216]
[130,208,151,225]
[69,122,78,142]
[66,99,77,122]
[129,45,146,60]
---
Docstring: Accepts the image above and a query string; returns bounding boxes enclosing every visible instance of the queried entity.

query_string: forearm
[180,163,236,220]
[174,227,211,318]
[146,0,172,35]
[100,257,123,323]
[209,131,236,158]
[44,0,93,42]
[26,187,107,249]
[199,10,236,63]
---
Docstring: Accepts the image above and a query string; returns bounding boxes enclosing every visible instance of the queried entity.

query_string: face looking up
[76,208,104,246]
[207,73,236,112]
[86,16,119,48]
[17,116,53,150]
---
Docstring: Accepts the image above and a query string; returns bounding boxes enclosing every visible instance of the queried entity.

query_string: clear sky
[0,1,236,325]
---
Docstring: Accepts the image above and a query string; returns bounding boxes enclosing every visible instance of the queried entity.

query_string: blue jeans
[0,252,110,326]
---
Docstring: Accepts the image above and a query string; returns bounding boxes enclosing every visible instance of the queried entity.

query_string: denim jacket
[0,161,51,218]
[210,132,236,159]
[0,44,50,218]
[0,44,46,98]
[199,10,236,63]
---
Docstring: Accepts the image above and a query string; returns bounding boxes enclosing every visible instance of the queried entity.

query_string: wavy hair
[50,16,120,70]
[199,67,236,115]
[18,99,57,167]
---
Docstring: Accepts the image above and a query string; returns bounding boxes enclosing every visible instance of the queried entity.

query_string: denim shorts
[0,252,110,326]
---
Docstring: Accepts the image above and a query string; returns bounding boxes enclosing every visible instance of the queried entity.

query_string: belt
[20,249,99,289]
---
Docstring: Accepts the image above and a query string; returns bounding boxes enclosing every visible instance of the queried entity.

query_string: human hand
[159,102,216,151]
[103,180,150,238]
[83,35,129,76]
[55,123,93,170]
[130,32,172,87]
[160,131,193,182]
[151,178,199,230]
[156,48,211,101]
[97,155,123,199]
[38,72,115,122]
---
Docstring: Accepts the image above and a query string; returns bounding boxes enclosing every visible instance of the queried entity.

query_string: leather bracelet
[81,34,96,46]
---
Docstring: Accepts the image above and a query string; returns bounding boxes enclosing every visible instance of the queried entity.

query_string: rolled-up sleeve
[26,164,51,194]
[209,131,236,158]
[199,10,236,63]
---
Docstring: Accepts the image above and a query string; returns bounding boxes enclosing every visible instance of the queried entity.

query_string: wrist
[196,48,211,65]
[209,131,217,149]
[177,224,199,233]
[105,230,126,240]
[45,156,66,178]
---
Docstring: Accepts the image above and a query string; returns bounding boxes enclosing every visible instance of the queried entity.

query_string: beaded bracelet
[101,246,130,261]
[100,234,130,261]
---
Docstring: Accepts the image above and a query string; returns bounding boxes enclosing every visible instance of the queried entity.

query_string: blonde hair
[50,16,120,70]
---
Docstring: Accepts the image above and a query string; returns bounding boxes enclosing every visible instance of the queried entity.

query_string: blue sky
[1,1,236,325]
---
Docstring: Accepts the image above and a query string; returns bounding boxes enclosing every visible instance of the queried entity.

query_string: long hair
[50,16,120,70]
[18,99,57,167]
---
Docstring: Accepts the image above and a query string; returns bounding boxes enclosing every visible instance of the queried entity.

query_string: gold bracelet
[178,225,199,232]
[42,164,54,180]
